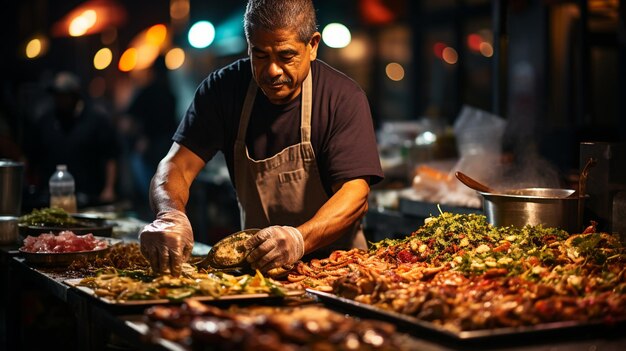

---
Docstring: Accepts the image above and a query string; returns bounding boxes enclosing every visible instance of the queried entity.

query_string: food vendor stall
[2,204,626,351]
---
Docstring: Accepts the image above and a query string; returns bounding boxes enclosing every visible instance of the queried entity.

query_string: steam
[453,105,563,192]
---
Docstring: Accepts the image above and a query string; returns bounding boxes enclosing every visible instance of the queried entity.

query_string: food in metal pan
[143,299,417,350]
[18,207,79,227]
[77,267,287,302]
[20,231,107,253]
[281,213,626,332]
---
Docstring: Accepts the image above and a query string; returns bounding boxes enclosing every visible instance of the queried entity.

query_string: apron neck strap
[300,68,312,143]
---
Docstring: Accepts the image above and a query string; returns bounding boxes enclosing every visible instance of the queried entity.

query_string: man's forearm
[149,160,192,215]
[297,178,370,253]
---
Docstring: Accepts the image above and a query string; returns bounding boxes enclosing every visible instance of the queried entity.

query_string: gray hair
[244,0,318,43]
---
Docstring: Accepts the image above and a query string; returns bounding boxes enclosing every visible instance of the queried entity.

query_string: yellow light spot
[385,62,405,81]
[442,47,458,65]
[69,9,98,37]
[165,48,185,70]
[26,39,42,59]
[119,48,138,72]
[93,48,112,70]
[479,42,494,57]
[146,24,167,46]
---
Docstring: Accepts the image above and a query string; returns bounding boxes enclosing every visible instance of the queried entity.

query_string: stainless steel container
[479,188,583,234]
[0,159,24,216]
[0,216,19,245]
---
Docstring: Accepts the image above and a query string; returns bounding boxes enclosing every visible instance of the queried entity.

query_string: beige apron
[233,70,366,254]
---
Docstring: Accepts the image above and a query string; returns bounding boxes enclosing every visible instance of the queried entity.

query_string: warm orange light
[479,42,494,57]
[442,47,458,64]
[385,62,405,81]
[165,48,185,70]
[69,9,97,37]
[94,48,112,70]
[134,44,160,70]
[118,48,138,72]
[146,24,167,46]
[52,1,127,38]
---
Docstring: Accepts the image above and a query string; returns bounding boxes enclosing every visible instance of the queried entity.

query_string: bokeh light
[119,48,138,72]
[69,9,97,37]
[146,24,167,46]
[93,48,112,70]
[165,48,185,70]
[385,62,405,81]
[479,42,494,57]
[322,23,351,48]
[442,47,458,64]
[170,0,190,20]
[467,34,482,52]
[433,42,446,59]
[25,39,42,59]
[340,36,368,61]
[188,21,215,49]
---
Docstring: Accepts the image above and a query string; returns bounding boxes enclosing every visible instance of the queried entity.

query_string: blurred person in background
[119,55,178,217]
[24,71,121,208]
[140,0,383,276]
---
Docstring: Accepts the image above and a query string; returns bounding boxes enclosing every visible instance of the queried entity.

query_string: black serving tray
[307,289,626,345]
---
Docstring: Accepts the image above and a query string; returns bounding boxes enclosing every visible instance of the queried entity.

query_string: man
[140,0,383,276]
[25,71,120,207]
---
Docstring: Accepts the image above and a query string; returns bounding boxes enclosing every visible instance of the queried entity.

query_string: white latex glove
[244,225,305,272]
[139,210,194,276]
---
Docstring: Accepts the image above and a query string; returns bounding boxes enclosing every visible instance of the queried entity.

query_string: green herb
[19,207,79,226]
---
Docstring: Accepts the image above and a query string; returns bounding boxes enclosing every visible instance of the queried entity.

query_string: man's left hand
[244,226,304,272]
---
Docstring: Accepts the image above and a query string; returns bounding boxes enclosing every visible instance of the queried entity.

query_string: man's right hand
[139,209,194,276]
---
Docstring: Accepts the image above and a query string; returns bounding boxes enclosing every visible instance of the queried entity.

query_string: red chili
[492,241,511,252]
[397,249,418,263]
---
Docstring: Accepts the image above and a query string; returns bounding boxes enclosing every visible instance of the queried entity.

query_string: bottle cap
[57,164,67,171]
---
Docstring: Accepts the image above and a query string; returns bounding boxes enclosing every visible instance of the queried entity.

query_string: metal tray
[65,278,305,306]
[307,289,626,342]
[19,246,110,266]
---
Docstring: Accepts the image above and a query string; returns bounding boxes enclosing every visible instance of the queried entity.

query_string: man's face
[248,27,320,105]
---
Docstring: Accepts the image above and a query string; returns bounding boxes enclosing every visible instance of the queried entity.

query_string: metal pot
[0,216,19,245]
[479,188,584,233]
[0,159,24,216]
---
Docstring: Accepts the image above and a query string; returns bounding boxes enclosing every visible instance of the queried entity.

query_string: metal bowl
[479,188,584,233]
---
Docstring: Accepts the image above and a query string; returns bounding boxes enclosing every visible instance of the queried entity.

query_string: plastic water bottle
[49,164,77,213]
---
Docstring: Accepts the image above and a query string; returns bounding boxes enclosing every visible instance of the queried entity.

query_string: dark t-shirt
[173,58,383,195]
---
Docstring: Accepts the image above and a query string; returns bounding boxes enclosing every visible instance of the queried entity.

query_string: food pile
[21,231,107,253]
[77,268,287,302]
[19,207,79,227]
[144,299,416,350]
[68,242,150,274]
[282,213,626,332]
